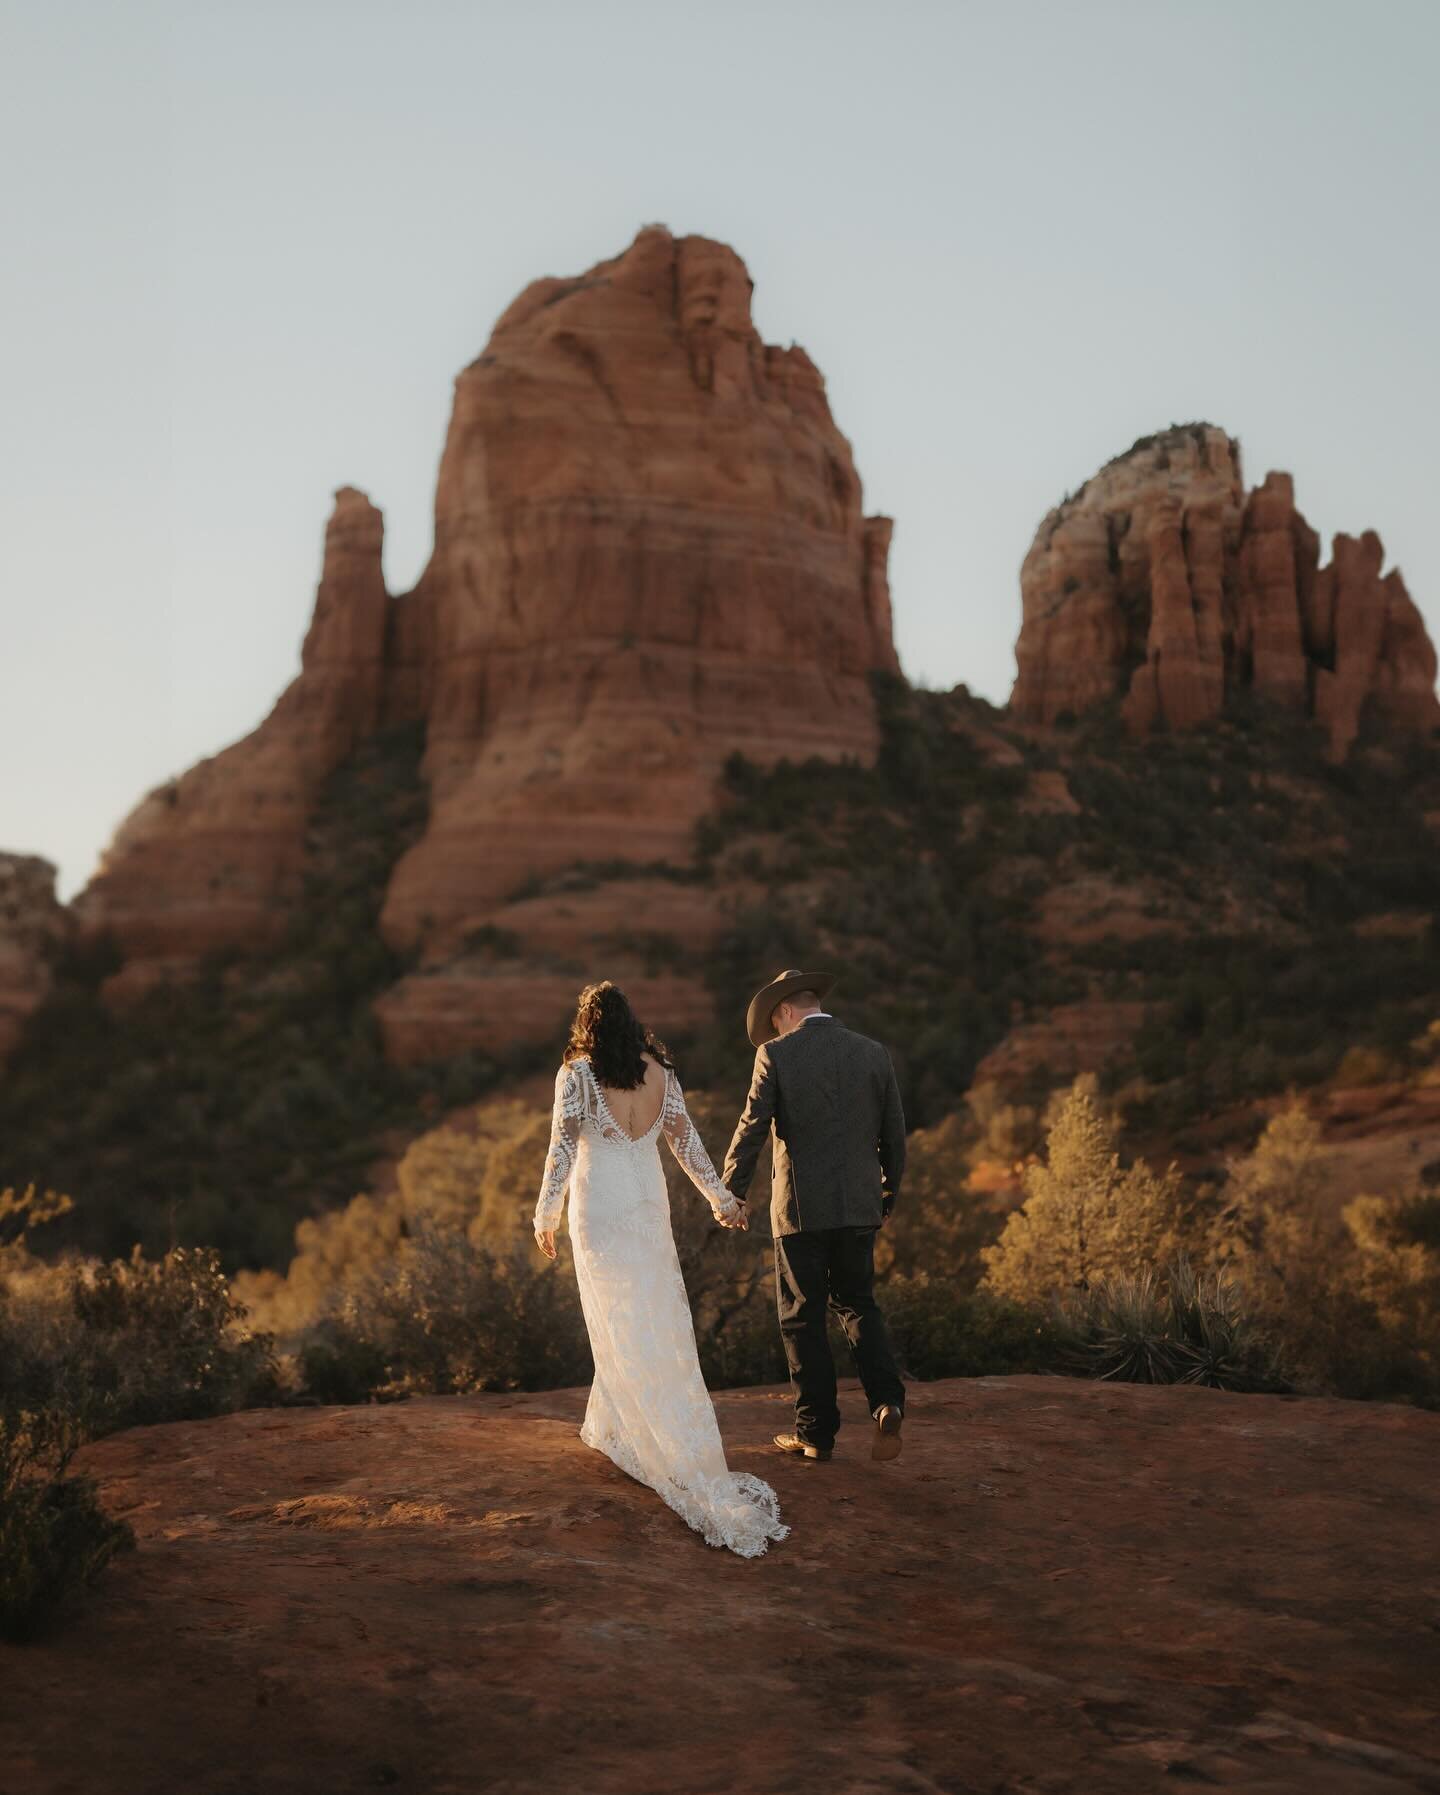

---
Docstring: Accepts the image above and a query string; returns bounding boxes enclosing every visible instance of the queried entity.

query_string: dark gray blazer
[722,1015,906,1237]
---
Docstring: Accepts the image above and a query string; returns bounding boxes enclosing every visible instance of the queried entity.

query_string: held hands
[716,1196,749,1231]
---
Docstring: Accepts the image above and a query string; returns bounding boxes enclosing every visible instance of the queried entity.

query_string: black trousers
[773,1225,906,1448]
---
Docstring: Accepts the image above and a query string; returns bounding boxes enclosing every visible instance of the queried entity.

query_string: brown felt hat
[745,968,837,1049]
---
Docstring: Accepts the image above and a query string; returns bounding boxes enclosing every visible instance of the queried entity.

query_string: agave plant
[1165,1256,1282,1392]
[1066,1257,1286,1392]
[1067,1267,1184,1384]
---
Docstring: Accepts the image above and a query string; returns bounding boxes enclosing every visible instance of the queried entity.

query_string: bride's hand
[534,1228,558,1260]
[718,1199,749,1231]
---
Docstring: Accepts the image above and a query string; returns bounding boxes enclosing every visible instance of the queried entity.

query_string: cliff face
[71,227,898,1040]
[1010,424,1440,756]
[70,487,394,1002]
[381,225,898,954]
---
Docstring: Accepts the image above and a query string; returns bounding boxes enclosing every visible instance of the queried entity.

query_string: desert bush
[234,1098,554,1341]
[1388,1190,1440,1249]
[298,1219,592,1399]
[1344,1195,1440,1338]
[1210,1103,1440,1404]
[982,1085,1187,1302]
[1,1185,75,1267]
[268,1085,771,1401]
[1210,1099,1331,1269]
[0,1405,134,1642]
[1063,1259,1285,1391]
[0,1245,279,1435]
[883,1277,1063,1380]
[696,1288,789,1390]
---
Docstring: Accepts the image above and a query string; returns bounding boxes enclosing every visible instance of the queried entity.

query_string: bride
[532,981,789,1558]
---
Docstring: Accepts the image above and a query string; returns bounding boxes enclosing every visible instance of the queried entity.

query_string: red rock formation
[1236,471,1313,708]
[0,854,72,1069]
[1315,537,1440,757]
[1014,425,1242,734]
[73,487,393,966]
[379,224,897,955]
[1012,424,1440,756]
[66,228,898,1058]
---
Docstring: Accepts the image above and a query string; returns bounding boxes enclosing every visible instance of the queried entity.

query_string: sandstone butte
[66,226,898,1054]
[5,1376,1439,1793]
[1010,422,1440,757]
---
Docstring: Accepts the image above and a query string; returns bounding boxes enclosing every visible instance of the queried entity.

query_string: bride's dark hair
[564,981,673,1089]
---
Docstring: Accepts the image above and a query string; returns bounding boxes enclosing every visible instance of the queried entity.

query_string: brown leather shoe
[773,1433,832,1461]
[872,1404,903,1462]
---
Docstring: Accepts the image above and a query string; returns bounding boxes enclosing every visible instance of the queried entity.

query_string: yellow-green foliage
[1215,1099,1332,1276]
[397,1100,552,1242]
[1344,1193,1440,1359]
[981,1084,1185,1302]
[232,1088,758,1353]
[233,1099,551,1339]
[964,1081,1043,1168]
[1199,1099,1440,1400]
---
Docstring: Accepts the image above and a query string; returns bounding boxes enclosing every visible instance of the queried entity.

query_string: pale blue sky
[3,0,1437,900]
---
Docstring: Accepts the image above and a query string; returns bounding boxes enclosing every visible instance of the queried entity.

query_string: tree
[981,1085,1184,1302]
[1214,1099,1331,1279]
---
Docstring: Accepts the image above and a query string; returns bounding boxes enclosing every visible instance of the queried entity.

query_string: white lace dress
[533,1054,788,1559]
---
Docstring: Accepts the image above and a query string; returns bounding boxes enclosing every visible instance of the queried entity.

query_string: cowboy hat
[745,968,837,1049]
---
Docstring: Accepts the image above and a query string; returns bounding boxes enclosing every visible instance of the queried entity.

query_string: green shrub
[299,1221,592,1399]
[0,1245,279,1435]
[0,1406,134,1642]
[697,1293,789,1390]
[882,1276,1064,1380]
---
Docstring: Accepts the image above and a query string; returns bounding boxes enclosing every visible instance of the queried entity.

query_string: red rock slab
[6,1377,1438,1794]
[371,967,713,1064]
[480,877,751,960]
[1031,873,1179,949]
[973,999,1152,1091]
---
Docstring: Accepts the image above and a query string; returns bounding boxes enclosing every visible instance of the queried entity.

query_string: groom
[723,969,907,1463]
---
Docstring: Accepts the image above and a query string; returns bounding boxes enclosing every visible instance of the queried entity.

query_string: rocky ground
[5,1376,1440,1795]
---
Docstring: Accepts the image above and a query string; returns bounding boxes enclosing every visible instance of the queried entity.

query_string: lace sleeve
[661,1068,740,1221]
[534,1061,586,1233]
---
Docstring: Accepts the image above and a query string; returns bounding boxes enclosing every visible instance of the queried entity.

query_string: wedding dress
[533,1054,789,1558]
